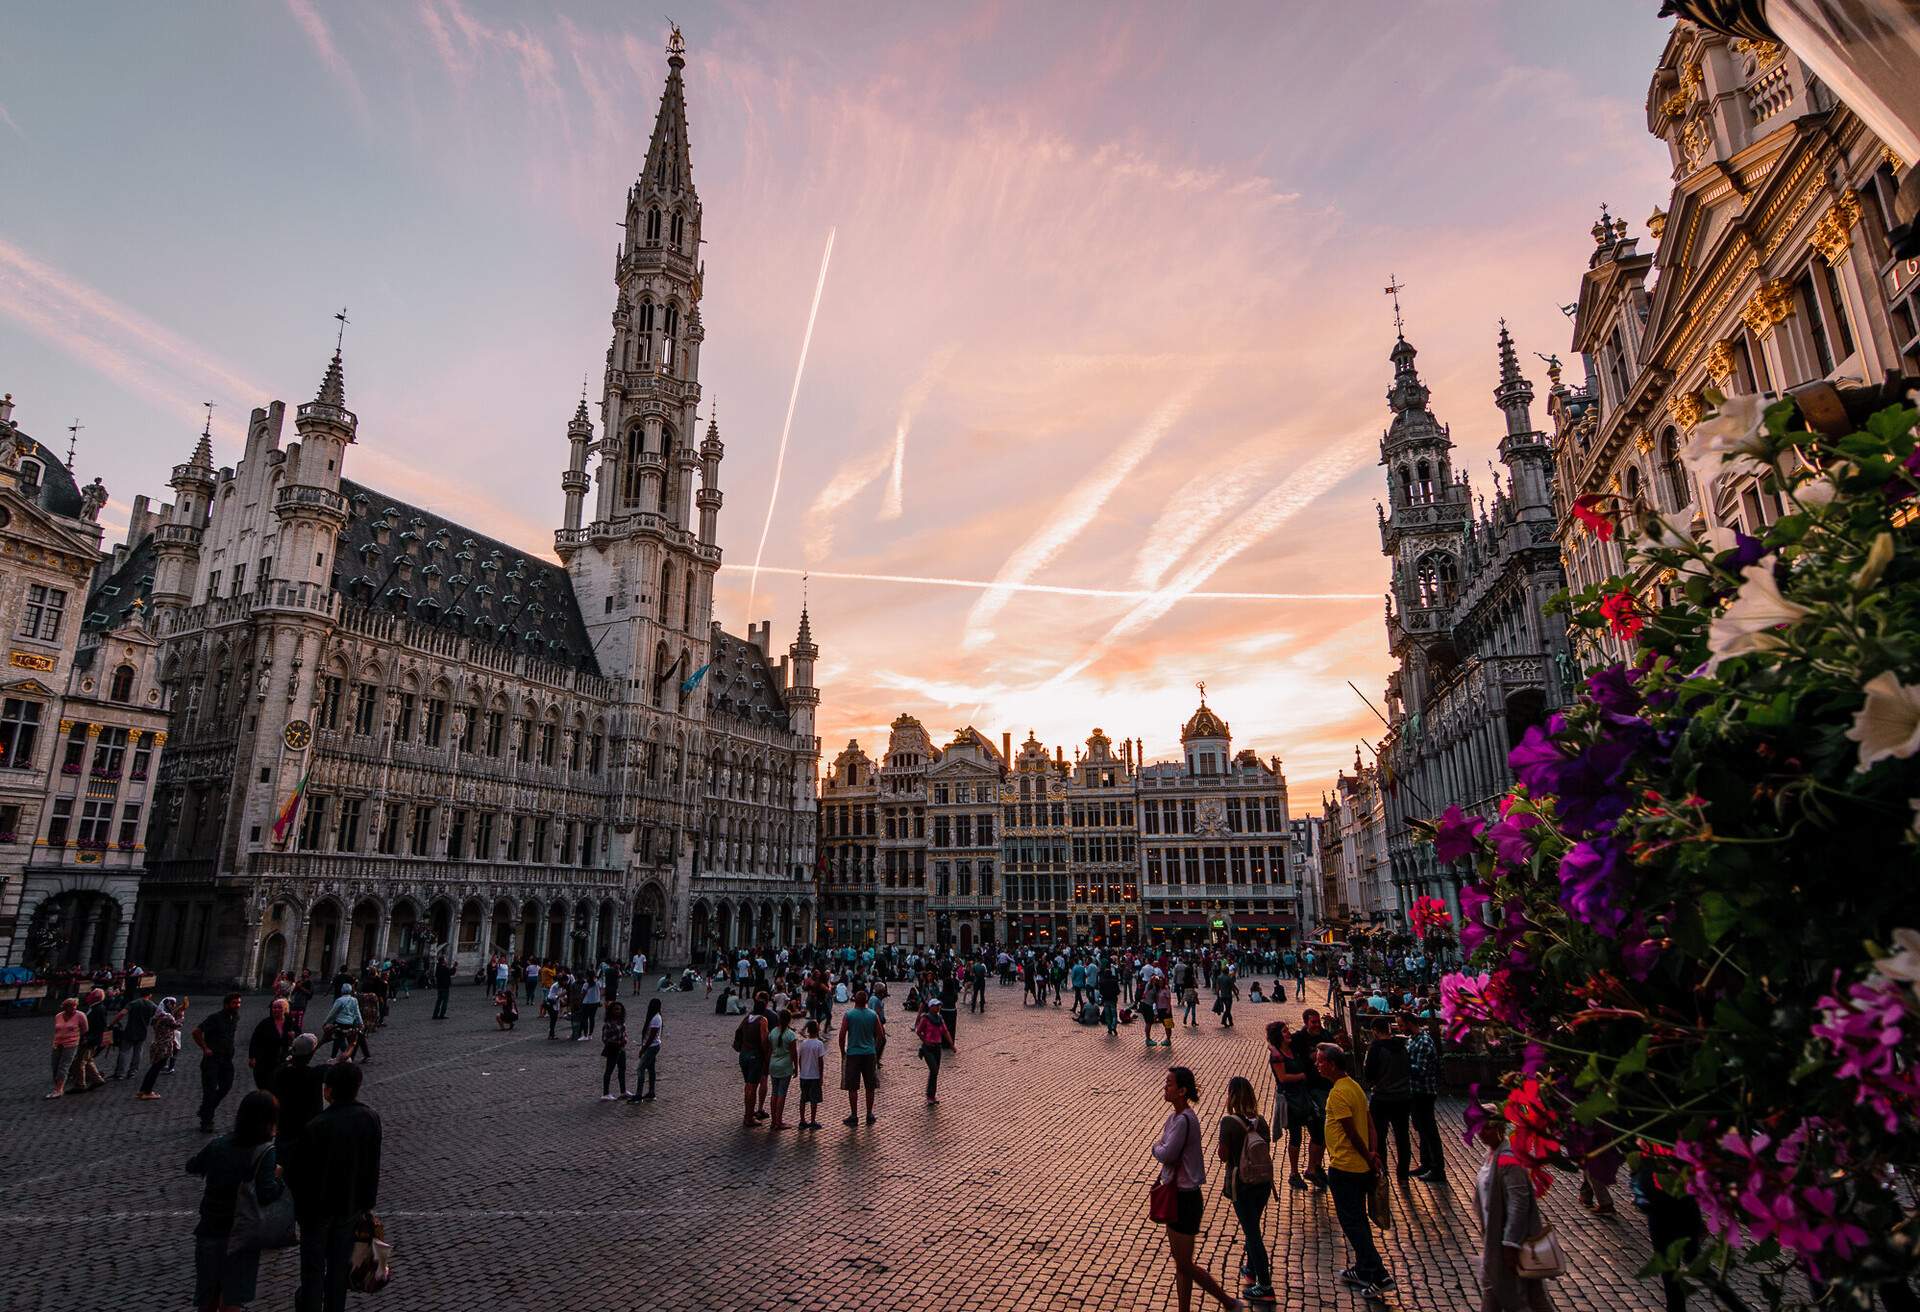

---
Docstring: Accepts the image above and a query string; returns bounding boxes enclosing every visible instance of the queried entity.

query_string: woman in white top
[1152,1066,1242,1312]
[625,998,663,1103]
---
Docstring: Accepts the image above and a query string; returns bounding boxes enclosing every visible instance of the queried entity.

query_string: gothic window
[658,561,672,623]
[1624,466,1648,534]
[1413,460,1433,504]
[1606,326,1631,407]
[1398,465,1413,506]
[637,301,654,364]
[623,424,646,507]
[652,640,671,709]
[1414,552,1458,608]
[645,207,662,243]
[662,305,678,368]
[670,211,684,250]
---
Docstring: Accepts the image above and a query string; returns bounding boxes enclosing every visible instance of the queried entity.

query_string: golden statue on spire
[666,21,685,57]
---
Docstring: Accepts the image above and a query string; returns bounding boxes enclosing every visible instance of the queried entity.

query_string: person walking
[431,955,454,1020]
[766,1008,800,1129]
[1406,1013,1446,1182]
[600,1000,629,1100]
[1288,1012,1333,1189]
[1316,1043,1392,1296]
[186,1089,284,1312]
[1217,1075,1275,1302]
[1363,1015,1414,1177]
[294,1061,382,1312]
[1156,979,1177,1050]
[546,974,567,1040]
[321,985,370,1063]
[46,996,86,1099]
[193,993,243,1131]
[735,993,771,1128]
[1474,1105,1558,1311]
[1152,1066,1242,1312]
[137,997,184,1100]
[1181,978,1200,1028]
[914,998,953,1104]
[248,997,293,1091]
[112,986,158,1081]
[838,987,884,1127]
[1099,963,1120,1035]
[272,1034,328,1183]
[578,973,602,1039]
[66,988,110,1093]
[626,997,662,1102]
[1216,971,1238,1028]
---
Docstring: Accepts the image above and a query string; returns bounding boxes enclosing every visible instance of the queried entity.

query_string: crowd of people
[36,935,1595,1312]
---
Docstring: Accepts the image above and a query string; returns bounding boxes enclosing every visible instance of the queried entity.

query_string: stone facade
[1553,23,1916,666]
[1370,323,1573,931]
[0,396,169,971]
[93,44,818,985]
[1319,756,1390,929]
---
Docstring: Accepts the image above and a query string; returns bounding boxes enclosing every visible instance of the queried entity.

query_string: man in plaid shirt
[1403,1012,1444,1181]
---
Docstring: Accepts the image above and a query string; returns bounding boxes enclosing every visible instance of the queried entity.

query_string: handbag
[1515,1224,1568,1278]
[229,1144,298,1253]
[1149,1111,1191,1223]
[349,1212,393,1293]
[1367,1170,1393,1229]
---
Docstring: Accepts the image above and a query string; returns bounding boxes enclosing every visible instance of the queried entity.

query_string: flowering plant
[1429,389,1920,1306]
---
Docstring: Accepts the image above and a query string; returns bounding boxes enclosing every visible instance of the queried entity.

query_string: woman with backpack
[185,1089,285,1311]
[1218,1075,1275,1301]
[1152,1066,1242,1312]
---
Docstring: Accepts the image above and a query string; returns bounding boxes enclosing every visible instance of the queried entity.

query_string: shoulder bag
[1498,1155,1569,1278]
[229,1143,297,1253]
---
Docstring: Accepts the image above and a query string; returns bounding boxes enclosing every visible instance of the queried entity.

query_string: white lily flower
[1683,393,1773,482]
[1874,928,1920,986]
[1793,476,1838,508]
[1846,670,1920,772]
[1705,563,1810,673]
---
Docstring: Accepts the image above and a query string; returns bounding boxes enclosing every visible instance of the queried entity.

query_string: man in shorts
[838,988,885,1127]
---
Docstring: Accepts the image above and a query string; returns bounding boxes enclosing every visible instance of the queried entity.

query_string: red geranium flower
[1599,589,1644,641]
[1571,494,1615,541]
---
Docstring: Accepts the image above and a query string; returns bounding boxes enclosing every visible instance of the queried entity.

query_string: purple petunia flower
[1556,840,1630,936]
[1433,804,1488,863]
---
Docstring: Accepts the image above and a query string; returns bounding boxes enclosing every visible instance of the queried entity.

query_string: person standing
[272,1034,328,1179]
[914,998,953,1104]
[247,998,293,1090]
[766,1008,800,1129]
[795,1020,826,1128]
[1317,1043,1392,1295]
[736,993,771,1128]
[1473,1106,1558,1311]
[627,997,662,1102]
[1181,977,1200,1028]
[46,996,86,1099]
[547,974,567,1040]
[1099,962,1120,1035]
[1152,1066,1242,1312]
[193,993,243,1132]
[69,988,110,1093]
[295,1061,382,1312]
[939,967,961,1043]
[1289,1011,1333,1189]
[186,1089,284,1312]
[1156,979,1176,1050]
[577,973,602,1040]
[1363,1015,1414,1177]
[1405,1013,1445,1182]
[431,956,454,1020]
[137,997,184,1100]
[1217,971,1238,1028]
[838,988,884,1127]
[1217,1075,1274,1302]
[600,1000,629,1101]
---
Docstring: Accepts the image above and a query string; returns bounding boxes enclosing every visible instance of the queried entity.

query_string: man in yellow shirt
[1316,1042,1392,1295]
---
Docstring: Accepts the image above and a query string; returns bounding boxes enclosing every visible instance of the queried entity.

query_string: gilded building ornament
[8,650,56,673]
[1672,391,1706,431]
[1683,118,1712,170]
[1704,339,1737,382]
[1732,38,1785,72]
[1647,207,1668,240]
[58,719,73,734]
[1634,429,1656,455]
[1739,278,1795,336]
[1887,147,1906,173]
[1809,189,1862,264]
[85,723,101,738]
[1662,85,1692,118]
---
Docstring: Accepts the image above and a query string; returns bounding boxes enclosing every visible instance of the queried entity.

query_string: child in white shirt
[795,1022,827,1128]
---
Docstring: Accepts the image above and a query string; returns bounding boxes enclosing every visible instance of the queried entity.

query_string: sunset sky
[1,2,1676,809]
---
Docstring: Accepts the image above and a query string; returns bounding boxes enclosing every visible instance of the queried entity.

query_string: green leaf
[1570,1088,1618,1125]
[1614,1036,1650,1078]
[1700,892,1739,945]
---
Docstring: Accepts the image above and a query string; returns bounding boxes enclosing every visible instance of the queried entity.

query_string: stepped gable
[333,478,598,674]
[706,627,789,730]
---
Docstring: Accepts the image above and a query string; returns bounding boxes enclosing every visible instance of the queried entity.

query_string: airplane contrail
[746,225,836,623]
[723,563,1373,603]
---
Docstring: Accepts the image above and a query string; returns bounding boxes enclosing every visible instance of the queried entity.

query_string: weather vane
[1196,679,1207,705]
[1384,275,1407,336]
[65,418,84,470]
[202,401,215,437]
[333,307,350,353]
[666,19,684,57]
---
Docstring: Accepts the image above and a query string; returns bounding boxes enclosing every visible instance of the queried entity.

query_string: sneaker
[1288,1174,1308,1191]
[1307,1169,1329,1190]
[136,1092,161,1101]
[843,1115,859,1127]
[1244,1285,1274,1301]
[1369,1274,1395,1292]
[1338,1267,1361,1285]
[600,1094,617,1101]
[865,1114,877,1124]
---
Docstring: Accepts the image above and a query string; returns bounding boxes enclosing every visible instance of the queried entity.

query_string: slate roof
[84,532,156,632]
[706,628,790,731]
[335,479,598,674]
[12,435,85,517]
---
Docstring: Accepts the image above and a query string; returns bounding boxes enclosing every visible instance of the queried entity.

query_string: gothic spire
[639,26,695,201]
[191,402,215,468]
[315,349,347,408]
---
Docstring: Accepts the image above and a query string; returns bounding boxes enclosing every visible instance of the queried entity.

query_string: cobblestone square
[2,983,1685,1311]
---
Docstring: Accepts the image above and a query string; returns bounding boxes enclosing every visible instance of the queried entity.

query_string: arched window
[662,305,678,368]
[1398,466,1413,506]
[655,156,666,186]
[110,664,135,702]
[1624,466,1649,534]
[622,424,645,506]
[1414,552,1458,608]
[1660,427,1690,511]
[658,561,672,624]
[637,301,654,363]
[652,640,671,709]
[670,211,684,250]
[1413,460,1434,503]
[645,208,662,243]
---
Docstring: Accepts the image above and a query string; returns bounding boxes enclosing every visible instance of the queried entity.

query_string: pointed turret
[1492,322,1554,521]
[557,391,594,549]
[696,406,724,545]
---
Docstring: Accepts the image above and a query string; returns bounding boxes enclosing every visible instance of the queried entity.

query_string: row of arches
[687,897,813,956]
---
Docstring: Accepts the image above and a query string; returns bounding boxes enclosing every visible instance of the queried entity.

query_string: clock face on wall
[284,719,313,751]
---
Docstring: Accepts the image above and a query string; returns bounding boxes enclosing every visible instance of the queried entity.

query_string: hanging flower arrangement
[1422,388,1920,1307]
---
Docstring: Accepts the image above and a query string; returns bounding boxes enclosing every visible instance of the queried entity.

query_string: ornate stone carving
[1671,391,1706,431]
[1704,338,1737,382]
[1634,429,1656,455]
[1739,278,1795,336]
[1809,189,1862,264]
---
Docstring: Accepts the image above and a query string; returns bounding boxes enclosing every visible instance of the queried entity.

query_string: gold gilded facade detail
[1671,391,1706,432]
[1739,279,1795,336]
[1704,339,1736,382]
[1809,189,1862,264]
[1634,429,1656,455]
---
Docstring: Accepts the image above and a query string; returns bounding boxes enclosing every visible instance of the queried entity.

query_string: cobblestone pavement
[1,981,1682,1311]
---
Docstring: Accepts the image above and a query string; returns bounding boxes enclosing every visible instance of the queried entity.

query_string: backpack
[731,1014,758,1052]
[1235,1114,1274,1187]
